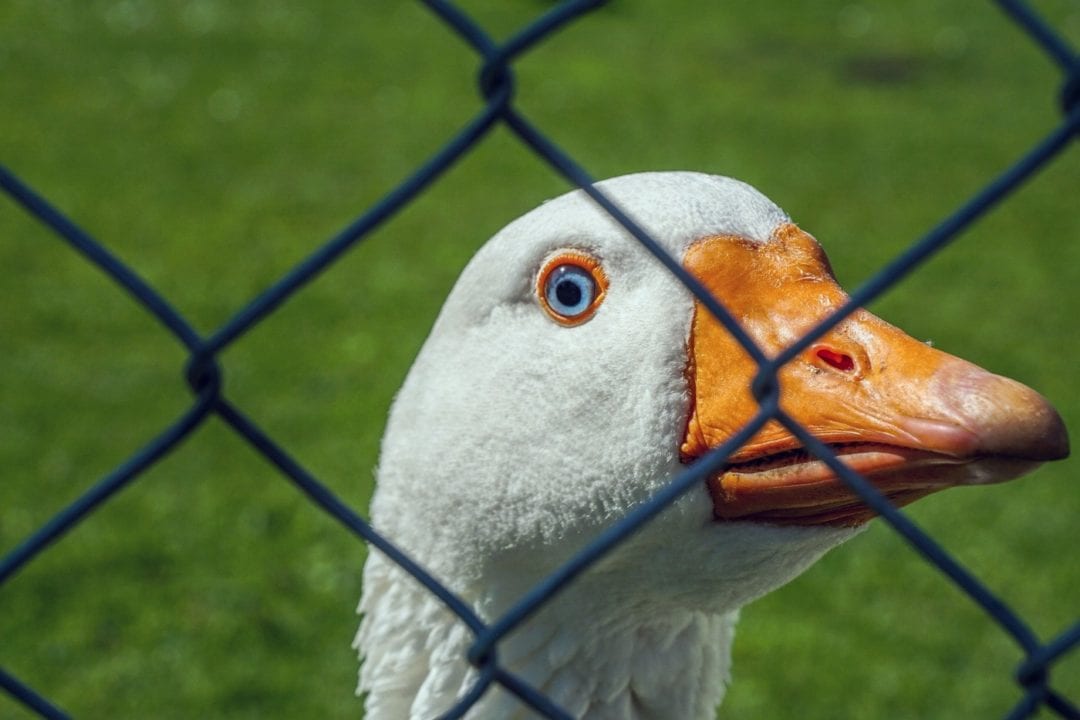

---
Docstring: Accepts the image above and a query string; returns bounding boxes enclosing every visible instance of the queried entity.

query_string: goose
[354,171,1068,719]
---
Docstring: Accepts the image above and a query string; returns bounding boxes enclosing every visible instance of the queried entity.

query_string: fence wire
[1,1,1078,718]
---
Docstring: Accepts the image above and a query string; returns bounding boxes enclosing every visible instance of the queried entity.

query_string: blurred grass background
[1,0,1078,717]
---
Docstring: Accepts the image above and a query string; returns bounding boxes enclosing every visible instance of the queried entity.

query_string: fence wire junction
[2,0,1080,718]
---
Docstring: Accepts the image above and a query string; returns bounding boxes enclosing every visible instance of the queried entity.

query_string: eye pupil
[555,279,582,308]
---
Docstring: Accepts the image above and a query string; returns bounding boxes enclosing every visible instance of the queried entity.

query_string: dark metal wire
[1,0,1077,718]
[0,666,70,720]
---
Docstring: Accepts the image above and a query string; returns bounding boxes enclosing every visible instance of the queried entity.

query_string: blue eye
[545,265,594,317]
[537,252,608,326]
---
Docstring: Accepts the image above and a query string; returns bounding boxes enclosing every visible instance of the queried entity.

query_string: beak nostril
[815,346,856,373]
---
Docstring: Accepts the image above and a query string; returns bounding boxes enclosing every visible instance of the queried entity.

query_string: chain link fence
[2,0,1078,718]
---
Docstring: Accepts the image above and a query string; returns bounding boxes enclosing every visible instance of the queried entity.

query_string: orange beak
[680,224,1070,527]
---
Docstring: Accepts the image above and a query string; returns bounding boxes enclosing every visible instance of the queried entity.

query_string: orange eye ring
[537,251,609,326]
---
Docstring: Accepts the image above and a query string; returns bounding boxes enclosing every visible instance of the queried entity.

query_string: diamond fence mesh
[1,1,1078,718]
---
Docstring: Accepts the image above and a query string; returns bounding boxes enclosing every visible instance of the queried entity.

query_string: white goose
[354,172,1067,719]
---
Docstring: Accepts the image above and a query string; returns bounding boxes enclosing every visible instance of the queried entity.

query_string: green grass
[1,1,1078,718]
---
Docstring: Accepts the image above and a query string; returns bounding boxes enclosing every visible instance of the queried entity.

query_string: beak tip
[946,366,1070,464]
[996,381,1069,463]
[1036,405,1070,462]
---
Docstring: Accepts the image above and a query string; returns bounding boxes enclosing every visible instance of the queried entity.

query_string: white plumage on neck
[360,552,740,719]
[358,521,851,718]
[355,172,862,718]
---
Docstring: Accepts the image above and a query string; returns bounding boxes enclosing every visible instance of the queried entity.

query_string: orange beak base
[680,225,1069,527]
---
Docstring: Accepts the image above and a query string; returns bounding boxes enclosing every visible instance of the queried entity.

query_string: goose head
[356,172,1067,719]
